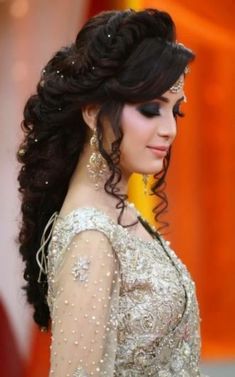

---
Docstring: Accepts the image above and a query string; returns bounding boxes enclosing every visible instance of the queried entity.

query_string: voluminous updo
[16,8,195,329]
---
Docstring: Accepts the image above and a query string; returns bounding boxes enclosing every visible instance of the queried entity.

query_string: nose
[156,113,177,141]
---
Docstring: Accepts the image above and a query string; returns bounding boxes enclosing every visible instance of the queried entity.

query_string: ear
[81,104,100,131]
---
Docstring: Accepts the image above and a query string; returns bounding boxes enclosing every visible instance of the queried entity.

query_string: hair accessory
[169,76,184,93]
[169,65,189,93]
[142,174,150,195]
[36,211,58,283]
[86,128,108,190]
[39,69,46,87]
[18,148,26,156]
[107,34,111,38]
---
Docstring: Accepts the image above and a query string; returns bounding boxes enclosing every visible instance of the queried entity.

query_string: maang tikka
[86,128,108,190]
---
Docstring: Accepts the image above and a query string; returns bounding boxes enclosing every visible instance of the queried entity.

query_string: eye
[173,103,185,118]
[137,103,160,118]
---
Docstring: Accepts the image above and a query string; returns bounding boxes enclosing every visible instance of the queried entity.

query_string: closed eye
[137,103,160,118]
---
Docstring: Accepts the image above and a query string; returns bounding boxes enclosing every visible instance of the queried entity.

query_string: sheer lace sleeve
[49,229,120,377]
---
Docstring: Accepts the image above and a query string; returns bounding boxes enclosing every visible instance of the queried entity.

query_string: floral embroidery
[47,207,206,376]
[71,256,90,282]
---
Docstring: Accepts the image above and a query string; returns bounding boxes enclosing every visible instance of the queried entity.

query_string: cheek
[119,107,155,171]
[121,108,153,146]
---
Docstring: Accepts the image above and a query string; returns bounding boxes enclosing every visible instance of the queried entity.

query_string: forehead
[159,92,185,105]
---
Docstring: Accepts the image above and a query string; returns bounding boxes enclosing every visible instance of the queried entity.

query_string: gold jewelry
[169,65,189,93]
[142,174,150,195]
[86,129,107,190]
[18,148,26,156]
[169,76,184,93]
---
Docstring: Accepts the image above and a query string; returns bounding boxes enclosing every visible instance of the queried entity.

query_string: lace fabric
[46,207,208,376]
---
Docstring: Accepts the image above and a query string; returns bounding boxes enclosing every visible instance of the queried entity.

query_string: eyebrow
[158,95,185,104]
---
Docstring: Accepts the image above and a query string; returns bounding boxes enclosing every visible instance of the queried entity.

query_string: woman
[16,8,207,377]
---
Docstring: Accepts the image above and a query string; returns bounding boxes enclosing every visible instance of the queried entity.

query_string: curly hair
[16,8,195,329]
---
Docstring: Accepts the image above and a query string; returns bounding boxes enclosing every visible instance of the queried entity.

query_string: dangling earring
[142,174,150,195]
[86,128,107,190]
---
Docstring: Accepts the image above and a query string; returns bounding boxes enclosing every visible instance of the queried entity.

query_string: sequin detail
[72,366,89,376]
[47,207,207,377]
[72,256,90,282]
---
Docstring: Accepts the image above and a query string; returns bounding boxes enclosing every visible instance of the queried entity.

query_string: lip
[146,145,169,157]
[146,145,169,151]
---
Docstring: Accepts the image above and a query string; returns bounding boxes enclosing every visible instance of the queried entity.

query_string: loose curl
[16,8,195,329]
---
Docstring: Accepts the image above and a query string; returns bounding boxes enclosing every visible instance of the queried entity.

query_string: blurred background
[0,0,234,376]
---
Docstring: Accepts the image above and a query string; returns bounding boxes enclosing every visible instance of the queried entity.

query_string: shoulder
[66,228,115,257]
[47,208,120,290]
[51,206,120,254]
[54,228,117,276]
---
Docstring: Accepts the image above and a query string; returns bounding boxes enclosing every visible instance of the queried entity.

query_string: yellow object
[128,173,157,226]
[124,0,141,9]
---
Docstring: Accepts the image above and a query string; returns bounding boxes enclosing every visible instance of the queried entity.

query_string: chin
[140,166,163,176]
[149,161,164,175]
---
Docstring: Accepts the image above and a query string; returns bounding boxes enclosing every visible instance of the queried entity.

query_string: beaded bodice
[46,207,207,377]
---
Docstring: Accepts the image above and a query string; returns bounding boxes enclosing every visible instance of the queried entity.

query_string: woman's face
[119,79,185,177]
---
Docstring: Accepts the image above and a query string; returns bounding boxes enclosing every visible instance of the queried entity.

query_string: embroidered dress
[46,207,208,377]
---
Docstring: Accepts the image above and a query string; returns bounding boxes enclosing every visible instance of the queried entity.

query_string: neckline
[55,205,160,246]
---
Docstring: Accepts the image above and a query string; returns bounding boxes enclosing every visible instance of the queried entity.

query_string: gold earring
[142,174,150,195]
[86,129,107,190]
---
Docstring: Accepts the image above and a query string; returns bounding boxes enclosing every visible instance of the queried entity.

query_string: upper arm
[49,230,120,377]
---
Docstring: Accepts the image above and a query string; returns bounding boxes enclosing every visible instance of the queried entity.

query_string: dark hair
[16,8,195,329]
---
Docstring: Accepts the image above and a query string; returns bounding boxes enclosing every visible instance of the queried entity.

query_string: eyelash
[138,104,185,118]
[173,108,185,118]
